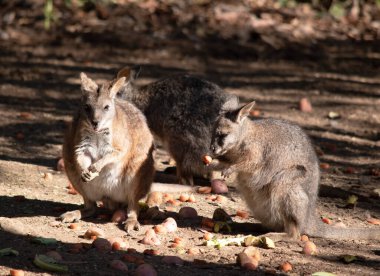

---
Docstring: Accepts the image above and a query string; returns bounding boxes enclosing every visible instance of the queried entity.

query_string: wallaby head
[211,101,255,156]
[79,73,126,132]
[116,66,141,100]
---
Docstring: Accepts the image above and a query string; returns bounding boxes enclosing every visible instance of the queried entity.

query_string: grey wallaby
[207,101,380,240]
[61,73,155,233]
[116,67,239,186]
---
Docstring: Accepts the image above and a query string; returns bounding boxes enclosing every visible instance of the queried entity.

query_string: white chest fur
[77,129,130,203]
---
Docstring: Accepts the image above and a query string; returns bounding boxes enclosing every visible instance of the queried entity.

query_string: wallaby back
[117,67,239,186]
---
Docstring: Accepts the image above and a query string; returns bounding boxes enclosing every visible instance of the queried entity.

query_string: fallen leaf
[260,237,275,249]
[33,254,68,272]
[342,255,357,263]
[0,248,19,256]
[312,272,337,276]
[31,237,58,245]
[328,111,341,119]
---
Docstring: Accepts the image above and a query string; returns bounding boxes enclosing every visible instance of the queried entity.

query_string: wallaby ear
[80,72,98,94]
[221,95,239,112]
[109,77,126,98]
[117,65,141,82]
[235,101,256,123]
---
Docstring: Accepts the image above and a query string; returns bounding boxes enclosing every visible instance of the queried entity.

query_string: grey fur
[208,101,380,240]
[117,67,239,186]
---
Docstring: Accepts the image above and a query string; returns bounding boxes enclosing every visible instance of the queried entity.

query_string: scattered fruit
[108,237,128,250]
[320,163,330,170]
[280,261,292,272]
[110,260,128,272]
[154,224,167,234]
[187,247,200,255]
[162,217,177,233]
[178,206,198,219]
[187,194,196,203]
[10,269,24,276]
[143,249,159,256]
[215,195,227,203]
[179,194,190,202]
[45,251,63,261]
[135,263,158,276]
[300,235,309,242]
[197,186,212,194]
[69,223,80,230]
[203,232,213,241]
[202,155,213,165]
[141,229,161,246]
[211,179,228,194]
[299,97,312,112]
[236,210,250,219]
[201,217,215,228]
[92,238,112,252]
[161,256,184,266]
[367,217,380,225]
[303,241,317,255]
[84,227,105,239]
[237,251,259,270]
[163,193,174,203]
[43,172,53,181]
[321,217,332,224]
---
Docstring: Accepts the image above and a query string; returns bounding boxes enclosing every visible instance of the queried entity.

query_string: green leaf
[43,0,54,30]
[0,248,19,256]
[34,254,68,272]
[329,3,345,19]
[312,272,337,276]
[342,255,357,263]
[346,195,358,205]
[32,237,58,245]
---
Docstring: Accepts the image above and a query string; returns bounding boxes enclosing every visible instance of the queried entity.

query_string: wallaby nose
[91,120,98,129]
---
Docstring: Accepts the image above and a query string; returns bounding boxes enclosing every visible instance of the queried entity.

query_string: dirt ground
[0,1,380,275]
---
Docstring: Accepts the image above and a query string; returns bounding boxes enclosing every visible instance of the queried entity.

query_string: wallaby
[116,67,239,186]
[207,101,380,240]
[60,73,155,233]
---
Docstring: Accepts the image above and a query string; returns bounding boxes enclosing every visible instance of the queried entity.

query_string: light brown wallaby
[208,101,380,240]
[61,73,155,233]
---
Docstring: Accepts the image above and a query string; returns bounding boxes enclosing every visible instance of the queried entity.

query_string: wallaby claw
[124,218,140,234]
[222,167,233,178]
[81,169,99,182]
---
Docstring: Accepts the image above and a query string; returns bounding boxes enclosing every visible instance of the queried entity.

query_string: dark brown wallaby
[116,67,239,186]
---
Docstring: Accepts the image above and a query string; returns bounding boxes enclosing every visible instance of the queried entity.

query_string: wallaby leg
[60,198,97,223]
[124,200,140,233]
[176,162,194,186]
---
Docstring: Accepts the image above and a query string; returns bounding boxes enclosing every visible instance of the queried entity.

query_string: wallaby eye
[104,105,110,111]
[84,104,91,113]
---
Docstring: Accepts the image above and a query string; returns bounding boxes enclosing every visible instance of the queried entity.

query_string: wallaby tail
[150,182,196,193]
[305,217,380,240]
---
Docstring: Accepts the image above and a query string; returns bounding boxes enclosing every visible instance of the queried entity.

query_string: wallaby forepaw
[81,170,99,182]
[222,167,233,178]
[124,218,140,233]
[59,210,81,223]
